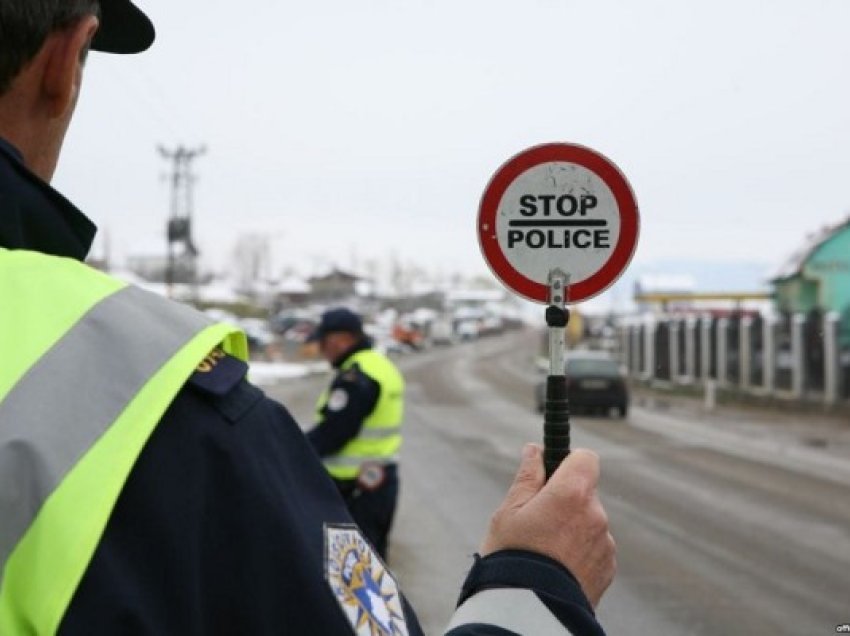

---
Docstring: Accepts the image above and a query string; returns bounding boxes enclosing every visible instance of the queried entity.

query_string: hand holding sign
[478,143,639,477]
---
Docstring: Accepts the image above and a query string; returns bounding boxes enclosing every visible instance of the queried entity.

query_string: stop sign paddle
[478,143,640,477]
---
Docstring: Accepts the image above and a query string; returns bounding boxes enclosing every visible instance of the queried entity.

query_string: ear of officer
[319,330,357,364]
[0,15,97,182]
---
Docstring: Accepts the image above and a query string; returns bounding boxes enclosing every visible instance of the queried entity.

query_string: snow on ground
[248,360,329,386]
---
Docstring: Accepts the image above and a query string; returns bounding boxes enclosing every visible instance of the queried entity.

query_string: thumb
[502,444,545,511]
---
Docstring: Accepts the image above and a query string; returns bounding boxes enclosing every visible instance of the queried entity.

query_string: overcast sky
[54,0,850,293]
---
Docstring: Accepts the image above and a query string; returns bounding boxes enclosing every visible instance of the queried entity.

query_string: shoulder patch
[187,348,248,396]
[339,364,363,384]
[325,524,409,636]
[327,388,349,412]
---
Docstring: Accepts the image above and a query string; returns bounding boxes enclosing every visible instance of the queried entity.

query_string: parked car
[430,317,455,346]
[456,320,480,341]
[535,351,628,417]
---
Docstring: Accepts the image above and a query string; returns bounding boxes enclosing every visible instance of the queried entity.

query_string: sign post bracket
[544,269,571,479]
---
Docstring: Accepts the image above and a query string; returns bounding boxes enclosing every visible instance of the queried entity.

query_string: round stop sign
[478,143,639,304]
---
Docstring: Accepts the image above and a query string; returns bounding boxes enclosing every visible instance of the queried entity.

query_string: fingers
[479,444,545,555]
[501,443,545,512]
[544,448,599,501]
[479,444,615,607]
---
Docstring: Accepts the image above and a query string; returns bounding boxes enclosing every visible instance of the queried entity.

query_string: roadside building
[274,274,312,308]
[308,267,362,302]
[770,215,850,345]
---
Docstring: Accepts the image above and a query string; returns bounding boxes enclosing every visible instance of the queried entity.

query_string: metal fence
[619,311,849,406]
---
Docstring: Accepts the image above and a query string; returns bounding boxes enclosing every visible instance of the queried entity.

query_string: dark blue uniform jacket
[0,137,605,636]
[306,341,380,459]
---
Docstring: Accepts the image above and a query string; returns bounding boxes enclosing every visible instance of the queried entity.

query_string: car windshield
[566,358,620,377]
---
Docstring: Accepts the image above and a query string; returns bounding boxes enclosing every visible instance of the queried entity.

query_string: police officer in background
[0,1,615,634]
[306,308,404,560]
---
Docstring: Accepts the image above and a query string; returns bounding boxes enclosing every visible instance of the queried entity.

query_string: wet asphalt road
[266,329,850,636]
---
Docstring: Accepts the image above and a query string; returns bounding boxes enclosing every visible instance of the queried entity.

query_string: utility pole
[157,144,206,298]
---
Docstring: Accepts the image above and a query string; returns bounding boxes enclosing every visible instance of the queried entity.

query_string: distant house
[273,275,311,309]
[308,268,362,302]
[770,215,850,343]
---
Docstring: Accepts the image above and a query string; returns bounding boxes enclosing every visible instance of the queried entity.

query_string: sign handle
[544,270,571,479]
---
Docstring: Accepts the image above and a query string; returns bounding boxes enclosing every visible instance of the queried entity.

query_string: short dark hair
[0,0,100,95]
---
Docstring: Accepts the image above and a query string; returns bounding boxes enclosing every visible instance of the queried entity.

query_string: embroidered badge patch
[328,388,349,411]
[356,462,386,492]
[325,524,409,636]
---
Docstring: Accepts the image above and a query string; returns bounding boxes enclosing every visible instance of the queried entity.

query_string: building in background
[770,215,850,345]
[308,268,363,302]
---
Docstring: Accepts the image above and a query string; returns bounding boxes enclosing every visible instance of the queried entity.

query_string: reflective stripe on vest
[446,588,573,636]
[323,454,400,468]
[0,249,247,635]
[356,425,401,440]
[317,348,404,480]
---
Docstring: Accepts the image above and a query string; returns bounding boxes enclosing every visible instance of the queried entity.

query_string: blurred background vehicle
[429,316,455,346]
[535,350,629,417]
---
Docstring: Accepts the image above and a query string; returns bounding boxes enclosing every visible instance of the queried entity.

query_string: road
[266,329,850,636]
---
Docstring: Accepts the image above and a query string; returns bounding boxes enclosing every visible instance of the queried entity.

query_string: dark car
[535,351,628,418]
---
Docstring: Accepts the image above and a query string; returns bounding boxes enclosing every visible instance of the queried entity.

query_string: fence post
[704,379,717,411]
[741,316,752,392]
[644,316,656,381]
[631,324,641,376]
[717,317,728,387]
[619,324,630,371]
[670,319,680,383]
[685,316,696,382]
[701,314,712,384]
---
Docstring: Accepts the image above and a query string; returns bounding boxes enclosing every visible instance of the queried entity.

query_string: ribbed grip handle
[544,375,571,479]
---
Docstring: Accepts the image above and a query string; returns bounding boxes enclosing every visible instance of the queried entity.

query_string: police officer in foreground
[0,1,615,634]
[306,308,404,560]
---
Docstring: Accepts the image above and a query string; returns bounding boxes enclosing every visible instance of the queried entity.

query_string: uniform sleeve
[59,354,424,636]
[445,551,606,636]
[305,363,380,457]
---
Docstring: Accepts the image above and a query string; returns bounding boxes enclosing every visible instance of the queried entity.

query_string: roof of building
[771,215,850,282]
[307,267,363,283]
[277,275,311,294]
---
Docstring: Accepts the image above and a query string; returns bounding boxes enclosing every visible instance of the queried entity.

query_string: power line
[157,144,207,298]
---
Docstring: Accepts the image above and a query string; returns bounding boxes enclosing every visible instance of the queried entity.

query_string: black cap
[91,0,155,54]
[308,308,364,342]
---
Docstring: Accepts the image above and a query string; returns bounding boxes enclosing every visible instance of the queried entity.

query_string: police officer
[0,2,615,634]
[306,308,404,560]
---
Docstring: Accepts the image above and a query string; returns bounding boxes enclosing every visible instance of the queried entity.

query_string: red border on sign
[477,143,639,304]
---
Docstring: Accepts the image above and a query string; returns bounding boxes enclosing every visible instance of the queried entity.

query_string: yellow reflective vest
[0,248,246,635]
[315,348,404,480]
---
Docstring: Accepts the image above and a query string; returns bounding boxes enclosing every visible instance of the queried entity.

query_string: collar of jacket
[331,337,374,369]
[0,137,96,261]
